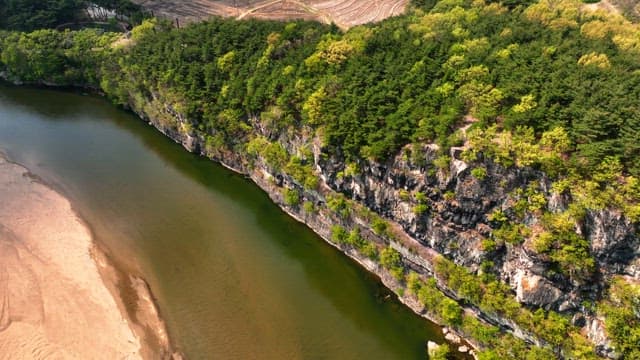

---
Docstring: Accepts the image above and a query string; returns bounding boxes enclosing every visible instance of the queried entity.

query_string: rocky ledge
[125,90,640,358]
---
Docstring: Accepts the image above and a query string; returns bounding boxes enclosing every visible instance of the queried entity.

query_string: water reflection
[0,83,460,359]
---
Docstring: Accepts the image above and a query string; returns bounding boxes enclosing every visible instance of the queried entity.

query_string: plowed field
[132,0,409,29]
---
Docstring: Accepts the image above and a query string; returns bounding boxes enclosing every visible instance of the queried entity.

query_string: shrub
[481,238,497,251]
[487,209,508,223]
[461,314,499,346]
[433,155,451,170]
[283,188,300,206]
[413,203,429,215]
[492,223,528,245]
[346,228,362,246]
[371,216,388,236]
[440,297,463,326]
[380,247,404,280]
[263,142,289,171]
[359,242,378,260]
[428,343,450,360]
[285,156,318,190]
[471,166,488,180]
[330,225,348,244]
[303,201,315,213]
[406,272,422,294]
[443,191,456,200]
[327,193,350,218]
[399,189,411,201]
[598,278,640,358]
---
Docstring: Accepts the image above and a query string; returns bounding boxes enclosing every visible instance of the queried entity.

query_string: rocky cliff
[3,3,640,356]
[126,88,639,358]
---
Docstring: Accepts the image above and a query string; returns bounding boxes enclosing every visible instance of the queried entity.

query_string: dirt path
[131,0,409,28]
[237,0,283,19]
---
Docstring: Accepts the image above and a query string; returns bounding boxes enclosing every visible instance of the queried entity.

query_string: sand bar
[0,155,173,359]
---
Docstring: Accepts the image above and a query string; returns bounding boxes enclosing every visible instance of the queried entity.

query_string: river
[0,83,449,359]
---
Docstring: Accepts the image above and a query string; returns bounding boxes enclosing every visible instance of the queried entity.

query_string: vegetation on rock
[0,0,146,31]
[1,0,639,358]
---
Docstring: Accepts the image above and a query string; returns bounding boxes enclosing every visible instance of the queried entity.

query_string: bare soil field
[132,0,409,29]
[582,0,622,15]
[581,0,640,21]
[611,0,640,21]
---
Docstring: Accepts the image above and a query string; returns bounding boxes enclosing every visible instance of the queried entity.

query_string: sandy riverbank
[0,155,174,359]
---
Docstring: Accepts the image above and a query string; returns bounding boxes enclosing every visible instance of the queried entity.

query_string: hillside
[1,0,640,358]
[131,0,409,29]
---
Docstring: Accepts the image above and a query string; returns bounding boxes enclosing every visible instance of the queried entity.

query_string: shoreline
[91,237,178,360]
[0,78,475,357]
[247,163,478,359]
[0,77,476,357]
[189,123,477,358]
[0,153,177,359]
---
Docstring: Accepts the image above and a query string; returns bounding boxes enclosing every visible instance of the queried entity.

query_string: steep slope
[1,0,640,358]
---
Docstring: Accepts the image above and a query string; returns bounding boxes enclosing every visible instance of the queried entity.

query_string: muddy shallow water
[0,83,449,359]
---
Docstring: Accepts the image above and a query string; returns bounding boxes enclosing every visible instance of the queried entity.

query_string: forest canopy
[2,0,639,175]
[100,0,640,175]
[1,0,640,357]
[1,0,639,189]
[0,0,146,31]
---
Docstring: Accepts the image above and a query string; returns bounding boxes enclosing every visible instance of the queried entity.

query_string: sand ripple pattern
[0,156,142,360]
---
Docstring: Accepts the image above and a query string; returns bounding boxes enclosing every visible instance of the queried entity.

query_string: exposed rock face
[514,270,563,308]
[587,317,618,359]
[585,210,640,275]
[5,53,638,357]
[323,144,639,303]
[427,341,442,358]
[117,89,638,357]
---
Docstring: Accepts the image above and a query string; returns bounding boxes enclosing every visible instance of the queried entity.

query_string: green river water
[0,84,450,359]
